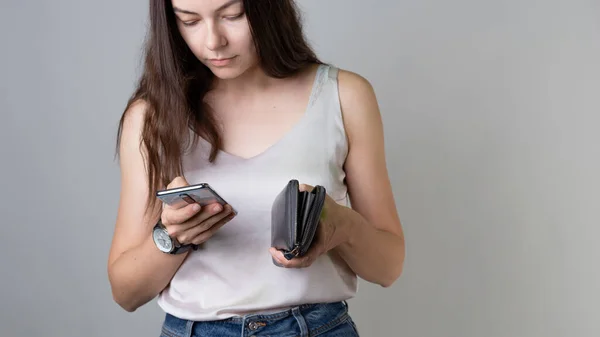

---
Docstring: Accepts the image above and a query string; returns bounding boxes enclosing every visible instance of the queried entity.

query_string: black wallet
[271,179,326,261]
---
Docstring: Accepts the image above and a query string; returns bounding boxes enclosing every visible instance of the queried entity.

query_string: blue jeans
[160,301,360,337]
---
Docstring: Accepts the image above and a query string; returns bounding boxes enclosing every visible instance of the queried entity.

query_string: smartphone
[156,183,237,215]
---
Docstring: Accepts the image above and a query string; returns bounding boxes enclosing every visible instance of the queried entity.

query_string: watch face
[153,227,173,253]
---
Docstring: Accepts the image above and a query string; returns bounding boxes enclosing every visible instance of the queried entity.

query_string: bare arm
[333,70,405,287]
[107,101,188,312]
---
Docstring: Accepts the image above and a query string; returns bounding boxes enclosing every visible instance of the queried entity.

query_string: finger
[183,203,227,228]
[298,183,314,192]
[168,203,226,237]
[269,248,290,268]
[167,176,189,189]
[283,255,313,268]
[162,202,202,226]
[297,254,316,268]
[189,211,235,245]
[269,248,314,268]
[291,244,322,268]
[178,205,233,243]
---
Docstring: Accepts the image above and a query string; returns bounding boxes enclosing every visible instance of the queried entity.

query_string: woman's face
[172,0,259,79]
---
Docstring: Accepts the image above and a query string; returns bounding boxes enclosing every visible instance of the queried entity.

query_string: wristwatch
[152,221,195,254]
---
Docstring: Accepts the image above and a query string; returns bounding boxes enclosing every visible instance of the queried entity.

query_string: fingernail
[213,205,222,212]
[193,204,201,212]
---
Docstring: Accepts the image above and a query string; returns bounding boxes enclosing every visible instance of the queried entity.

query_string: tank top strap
[306,64,329,110]
[306,64,340,113]
[327,65,339,80]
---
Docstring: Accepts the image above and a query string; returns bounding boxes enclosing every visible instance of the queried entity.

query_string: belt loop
[184,319,194,337]
[292,306,309,337]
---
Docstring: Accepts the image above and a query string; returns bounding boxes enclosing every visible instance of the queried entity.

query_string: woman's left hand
[269,183,352,268]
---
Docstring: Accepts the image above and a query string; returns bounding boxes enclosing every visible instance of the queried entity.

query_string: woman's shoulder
[333,67,376,101]
[331,67,381,140]
[119,99,150,137]
[117,98,150,154]
[122,99,149,124]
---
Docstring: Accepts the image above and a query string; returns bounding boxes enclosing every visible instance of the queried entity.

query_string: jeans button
[248,322,258,330]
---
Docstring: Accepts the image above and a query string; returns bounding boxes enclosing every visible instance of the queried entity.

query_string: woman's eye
[182,20,199,27]
[223,13,244,20]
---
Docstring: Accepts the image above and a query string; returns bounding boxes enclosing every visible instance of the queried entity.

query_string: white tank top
[157,64,358,321]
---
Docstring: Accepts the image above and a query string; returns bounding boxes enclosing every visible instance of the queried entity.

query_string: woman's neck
[212,64,277,96]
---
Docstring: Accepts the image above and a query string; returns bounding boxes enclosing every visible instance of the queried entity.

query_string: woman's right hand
[160,176,235,246]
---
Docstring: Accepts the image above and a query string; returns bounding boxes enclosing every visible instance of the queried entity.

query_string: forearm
[108,234,188,312]
[333,207,405,287]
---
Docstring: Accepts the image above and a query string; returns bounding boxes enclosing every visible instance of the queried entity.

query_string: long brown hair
[115,0,321,211]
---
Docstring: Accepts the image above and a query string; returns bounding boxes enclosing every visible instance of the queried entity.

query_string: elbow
[110,282,141,312]
[379,246,405,288]
[113,292,138,312]
[111,287,145,312]
[108,266,143,312]
[380,266,404,288]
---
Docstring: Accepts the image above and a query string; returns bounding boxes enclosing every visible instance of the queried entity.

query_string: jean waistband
[165,300,348,324]
[226,300,348,323]
[162,301,355,337]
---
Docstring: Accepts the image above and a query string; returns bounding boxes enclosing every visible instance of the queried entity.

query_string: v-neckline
[199,64,326,163]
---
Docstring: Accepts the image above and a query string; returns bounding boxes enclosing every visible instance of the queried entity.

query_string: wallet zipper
[291,221,300,257]
[290,186,325,258]
[290,246,300,257]
[290,180,300,257]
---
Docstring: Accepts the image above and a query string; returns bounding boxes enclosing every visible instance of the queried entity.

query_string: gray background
[1,0,598,336]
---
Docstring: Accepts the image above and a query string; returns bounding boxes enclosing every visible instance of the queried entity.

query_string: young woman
[108,0,405,336]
